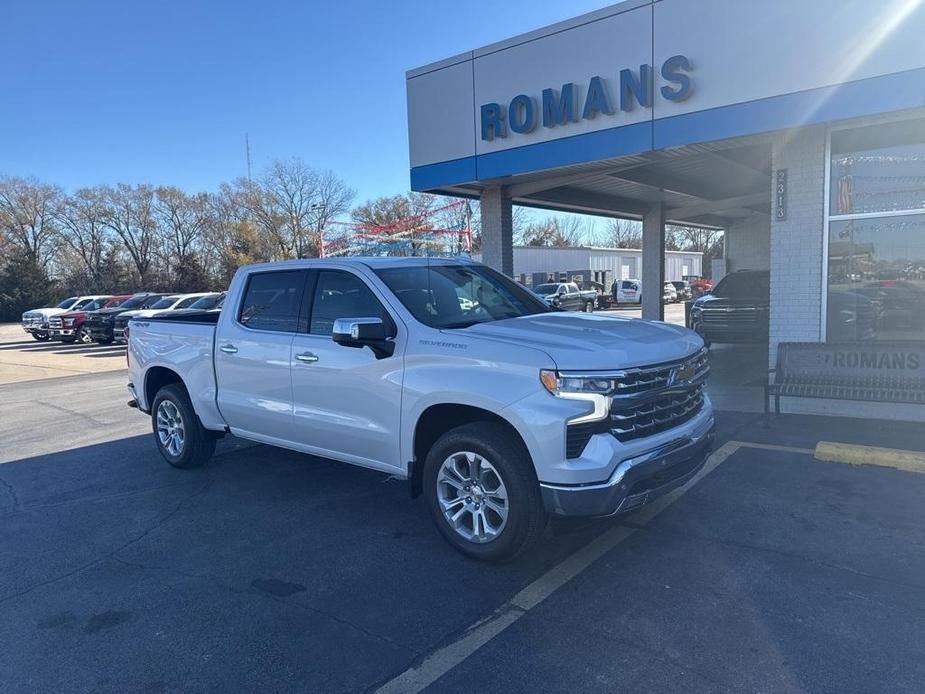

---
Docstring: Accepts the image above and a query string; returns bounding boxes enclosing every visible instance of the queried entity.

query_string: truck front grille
[610,384,705,442]
[564,350,709,457]
[700,307,760,323]
[48,316,63,329]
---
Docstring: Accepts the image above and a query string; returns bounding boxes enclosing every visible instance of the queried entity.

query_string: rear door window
[239,271,306,332]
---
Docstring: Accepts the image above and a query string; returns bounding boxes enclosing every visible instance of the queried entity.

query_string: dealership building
[406,0,925,419]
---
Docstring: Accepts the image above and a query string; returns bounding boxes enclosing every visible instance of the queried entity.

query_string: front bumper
[540,416,715,517]
[49,328,76,337]
[87,326,114,340]
[22,321,47,333]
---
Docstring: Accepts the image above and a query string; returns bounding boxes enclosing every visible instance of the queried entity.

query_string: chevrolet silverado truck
[533,281,597,312]
[21,295,108,341]
[113,292,212,343]
[127,258,714,560]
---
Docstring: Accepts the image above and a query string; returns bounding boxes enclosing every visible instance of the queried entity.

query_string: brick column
[768,127,826,368]
[479,187,513,276]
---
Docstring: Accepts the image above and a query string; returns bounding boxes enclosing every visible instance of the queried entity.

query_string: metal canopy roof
[440,134,773,229]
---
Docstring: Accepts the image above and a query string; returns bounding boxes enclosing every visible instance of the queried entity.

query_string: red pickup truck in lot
[49,295,132,343]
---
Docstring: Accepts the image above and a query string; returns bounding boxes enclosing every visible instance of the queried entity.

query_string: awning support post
[642,202,665,322]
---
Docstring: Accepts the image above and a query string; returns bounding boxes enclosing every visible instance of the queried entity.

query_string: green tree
[0,250,58,321]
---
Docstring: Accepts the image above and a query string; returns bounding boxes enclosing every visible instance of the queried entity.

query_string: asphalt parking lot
[1,323,923,693]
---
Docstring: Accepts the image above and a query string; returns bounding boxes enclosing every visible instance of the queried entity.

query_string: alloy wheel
[436,451,509,543]
[156,400,185,457]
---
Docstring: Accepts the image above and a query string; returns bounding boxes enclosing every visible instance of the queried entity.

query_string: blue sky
[0,0,609,206]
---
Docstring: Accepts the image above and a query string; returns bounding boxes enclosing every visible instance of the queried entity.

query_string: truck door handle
[295,351,319,363]
[219,344,238,354]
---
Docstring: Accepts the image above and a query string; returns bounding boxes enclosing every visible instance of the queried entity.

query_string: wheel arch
[410,403,530,498]
[144,366,186,412]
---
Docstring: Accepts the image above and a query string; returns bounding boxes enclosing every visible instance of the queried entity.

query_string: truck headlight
[540,370,611,424]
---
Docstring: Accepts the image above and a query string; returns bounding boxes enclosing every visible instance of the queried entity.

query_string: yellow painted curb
[814,441,925,474]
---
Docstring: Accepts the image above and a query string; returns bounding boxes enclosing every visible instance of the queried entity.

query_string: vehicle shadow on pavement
[0,433,608,693]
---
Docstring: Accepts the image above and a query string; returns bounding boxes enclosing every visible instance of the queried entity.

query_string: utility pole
[245,133,252,181]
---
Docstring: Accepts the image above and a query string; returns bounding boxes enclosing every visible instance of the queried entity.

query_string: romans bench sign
[766,342,925,416]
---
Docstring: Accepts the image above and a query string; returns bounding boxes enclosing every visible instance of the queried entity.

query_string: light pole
[311,203,327,258]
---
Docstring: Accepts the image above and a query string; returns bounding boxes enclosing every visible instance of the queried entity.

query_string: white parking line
[376,440,743,694]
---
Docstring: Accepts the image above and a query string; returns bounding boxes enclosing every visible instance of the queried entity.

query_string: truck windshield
[119,295,150,309]
[712,271,770,299]
[375,264,552,329]
[189,293,223,309]
[150,296,179,310]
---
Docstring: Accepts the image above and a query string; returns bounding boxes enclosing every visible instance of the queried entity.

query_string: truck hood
[460,312,703,370]
[25,307,68,318]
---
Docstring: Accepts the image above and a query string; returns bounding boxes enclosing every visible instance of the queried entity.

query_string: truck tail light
[124,325,130,366]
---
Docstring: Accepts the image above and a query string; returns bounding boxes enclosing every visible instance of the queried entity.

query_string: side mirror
[332,317,395,358]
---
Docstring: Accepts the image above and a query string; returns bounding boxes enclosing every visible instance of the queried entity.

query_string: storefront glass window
[830,119,925,216]
[827,119,925,342]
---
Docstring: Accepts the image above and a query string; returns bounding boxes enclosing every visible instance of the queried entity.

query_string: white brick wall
[769,126,826,367]
[726,214,769,272]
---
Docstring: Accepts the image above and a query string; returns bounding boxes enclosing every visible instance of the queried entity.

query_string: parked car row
[22,292,225,345]
[607,279,697,306]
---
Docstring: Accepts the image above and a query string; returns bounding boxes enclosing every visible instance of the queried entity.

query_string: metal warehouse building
[406,0,925,420]
[495,246,702,288]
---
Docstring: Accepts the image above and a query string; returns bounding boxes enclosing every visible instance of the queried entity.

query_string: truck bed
[127,315,226,431]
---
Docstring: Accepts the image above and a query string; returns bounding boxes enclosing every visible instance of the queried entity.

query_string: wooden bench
[765,342,925,417]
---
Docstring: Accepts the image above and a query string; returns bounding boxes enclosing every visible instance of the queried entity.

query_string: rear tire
[151,383,215,469]
[583,301,594,313]
[423,422,546,561]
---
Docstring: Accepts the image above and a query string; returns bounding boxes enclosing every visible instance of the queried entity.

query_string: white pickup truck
[127,257,714,560]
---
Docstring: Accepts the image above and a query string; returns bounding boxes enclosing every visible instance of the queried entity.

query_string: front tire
[583,300,594,313]
[75,326,93,344]
[423,422,546,561]
[151,383,215,469]
[32,331,49,341]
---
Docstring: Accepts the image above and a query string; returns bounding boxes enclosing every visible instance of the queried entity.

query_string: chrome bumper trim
[540,416,715,517]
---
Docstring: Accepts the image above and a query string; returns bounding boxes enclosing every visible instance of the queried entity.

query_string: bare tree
[595,218,643,249]
[100,184,159,286]
[154,187,210,261]
[518,215,586,247]
[667,224,724,256]
[53,187,114,289]
[0,176,62,267]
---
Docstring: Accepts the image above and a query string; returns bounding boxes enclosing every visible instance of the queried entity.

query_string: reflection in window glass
[827,216,925,341]
[830,119,925,216]
[239,271,303,332]
[309,271,385,336]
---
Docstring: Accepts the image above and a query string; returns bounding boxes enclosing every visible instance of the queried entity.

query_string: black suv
[690,270,769,347]
[85,293,166,344]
